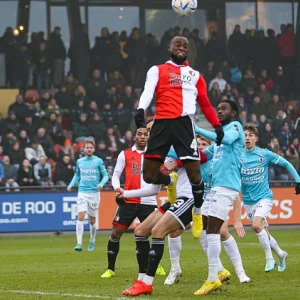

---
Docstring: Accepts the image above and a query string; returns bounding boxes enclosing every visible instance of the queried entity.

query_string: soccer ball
[172,0,197,16]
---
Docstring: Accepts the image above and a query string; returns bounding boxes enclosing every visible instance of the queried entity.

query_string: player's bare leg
[220,221,250,283]
[88,216,97,251]
[101,225,126,278]
[184,160,204,239]
[75,210,86,251]
[252,216,276,272]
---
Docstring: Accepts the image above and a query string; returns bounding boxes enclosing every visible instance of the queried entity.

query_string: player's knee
[77,212,85,221]
[169,229,182,238]
[220,229,230,241]
[111,228,123,239]
[252,223,263,233]
[151,226,163,238]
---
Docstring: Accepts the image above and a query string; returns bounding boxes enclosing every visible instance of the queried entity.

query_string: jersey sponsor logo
[169,72,192,86]
[240,166,264,175]
[81,169,97,174]
[132,162,142,175]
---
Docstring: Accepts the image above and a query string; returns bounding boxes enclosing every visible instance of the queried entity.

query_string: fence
[0,185,299,233]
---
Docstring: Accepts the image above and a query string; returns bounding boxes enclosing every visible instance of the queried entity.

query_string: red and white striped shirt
[138,60,220,127]
[112,146,159,205]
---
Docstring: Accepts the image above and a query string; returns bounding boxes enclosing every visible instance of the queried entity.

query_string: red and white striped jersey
[112,146,159,205]
[138,60,220,127]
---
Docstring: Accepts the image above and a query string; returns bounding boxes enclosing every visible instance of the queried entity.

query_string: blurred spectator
[21,115,36,138]
[7,141,24,169]
[249,113,259,126]
[202,60,216,83]
[267,94,283,119]
[285,102,299,123]
[88,101,99,119]
[86,69,107,101]
[258,83,272,106]
[55,154,74,186]
[236,96,248,112]
[34,156,53,187]
[273,66,289,97]
[88,113,106,141]
[191,29,205,70]
[18,130,31,149]
[108,71,126,92]
[2,155,20,192]
[48,26,66,87]
[205,31,226,67]
[75,141,85,160]
[4,111,20,135]
[8,94,30,122]
[71,99,88,122]
[285,141,299,171]
[64,72,79,95]
[25,138,46,166]
[238,110,248,125]
[102,102,114,127]
[249,95,265,117]
[258,122,273,149]
[222,83,235,101]
[56,139,75,161]
[209,71,227,92]
[272,109,292,133]
[265,29,280,77]
[229,63,242,84]
[46,98,60,116]
[36,127,55,159]
[120,130,134,149]
[218,60,230,82]
[120,85,137,109]
[228,24,246,70]
[30,100,46,122]
[106,86,120,109]
[257,69,274,92]
[17,158,36,187]
[47,112,64,145]
[2,130,17,152]
[74,84,88,103]
[35,41,51,90]
[113,102,133,135]
[240,69,258,93]
[73,113,92,142]
[55,85,72,114]
[208,82,221,108]
[278,122,292,152]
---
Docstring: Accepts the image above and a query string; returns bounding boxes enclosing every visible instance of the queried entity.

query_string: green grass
[0,229,300,300]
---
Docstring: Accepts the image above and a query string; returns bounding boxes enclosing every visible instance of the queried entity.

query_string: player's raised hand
[295,183,300,195]
[215,125,224,146]
[234,221,245,238]
[134,109,145,128]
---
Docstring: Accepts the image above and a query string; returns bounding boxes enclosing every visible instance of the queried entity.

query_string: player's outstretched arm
[194,124,239,145]
[111,151,126,190]
[123,184,162,198]
[97,159,109,189]
[269,151,300,194]
[67,161,80,191]
[134,66,159,128]
[233,195,245,238]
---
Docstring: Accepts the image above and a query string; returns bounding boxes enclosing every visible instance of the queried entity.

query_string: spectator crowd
[0,23,299,191]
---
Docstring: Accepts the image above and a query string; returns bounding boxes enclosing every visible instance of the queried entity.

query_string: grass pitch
[0,229,300,300]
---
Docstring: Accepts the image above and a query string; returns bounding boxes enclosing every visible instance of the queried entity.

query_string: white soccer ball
[172,0,197,16]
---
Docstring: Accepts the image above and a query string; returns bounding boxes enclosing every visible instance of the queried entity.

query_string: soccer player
[67,138,108,251]
[192,100,244,295]
[133,36,224,239]
[241,123,300,272]
[101,127,165,278]
[122,153,195,296]
[165,135,250,285]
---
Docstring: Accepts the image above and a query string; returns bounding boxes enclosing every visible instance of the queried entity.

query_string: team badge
[234,124,239,131]
[259,157,264,162]
[189,71,195,76]
[114,214,120,222]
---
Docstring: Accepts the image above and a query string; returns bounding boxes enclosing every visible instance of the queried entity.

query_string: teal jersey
[200,121,244,192]
[201,160,213,199]
[68,155,109,193]
[240,147,300,205]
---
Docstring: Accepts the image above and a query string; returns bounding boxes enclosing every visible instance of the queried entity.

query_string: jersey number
[190,139,197,151]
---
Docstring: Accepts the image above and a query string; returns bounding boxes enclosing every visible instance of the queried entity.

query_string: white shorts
[244,199,273,227]
[201,196,210,217]
[206,187,239,221]
[77,192,100,217]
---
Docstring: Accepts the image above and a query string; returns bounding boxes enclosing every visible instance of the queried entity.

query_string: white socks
[76,220,84,244]
[143,275,154,285]
[269,235,284,258]
[207,234,221,282]
[193,207,201,215]
[223,235,244,274]
[168,235,182,270]
[257,229,273,259]
[199,230,208,255]
[138,273,146,281]
[90,223,97,243]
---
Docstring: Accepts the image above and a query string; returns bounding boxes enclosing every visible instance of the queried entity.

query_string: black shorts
[112,203,156,229]
[166,197,194,230]
[158,202,171,214]
[144,116,199,162]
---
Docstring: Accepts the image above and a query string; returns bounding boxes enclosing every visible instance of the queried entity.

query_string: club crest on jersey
[209,173,212,178]
[92,162,96,166]
[189,70,195,76]
[259,157,264,162]
[234,125,239,131]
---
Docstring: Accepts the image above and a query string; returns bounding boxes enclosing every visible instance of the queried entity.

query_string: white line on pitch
[0,289,129,300]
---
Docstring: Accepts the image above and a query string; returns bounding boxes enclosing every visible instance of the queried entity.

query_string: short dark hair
[220,99,239,115]
[243,123,258,136]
